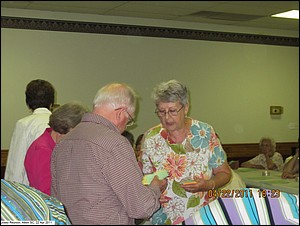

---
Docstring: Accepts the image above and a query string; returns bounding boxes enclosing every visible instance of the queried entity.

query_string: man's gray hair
[93,83,137,113]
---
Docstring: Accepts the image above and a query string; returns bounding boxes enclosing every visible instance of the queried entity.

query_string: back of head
[135,133,144,150]
[49,101,89,134]
[152,79,189,106]
[135,134,144,147]
[93,83,137,113]
[26,79,55,110]
[122,130,135,147]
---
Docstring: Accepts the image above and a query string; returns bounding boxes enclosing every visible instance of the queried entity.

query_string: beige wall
[1,8,299,148]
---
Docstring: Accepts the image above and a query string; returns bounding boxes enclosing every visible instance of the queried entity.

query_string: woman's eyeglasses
[155,105,184,117]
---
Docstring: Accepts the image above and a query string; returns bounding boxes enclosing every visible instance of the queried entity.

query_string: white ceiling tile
[1,1,298,32]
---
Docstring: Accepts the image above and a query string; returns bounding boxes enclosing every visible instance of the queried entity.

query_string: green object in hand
[142,170,168,185]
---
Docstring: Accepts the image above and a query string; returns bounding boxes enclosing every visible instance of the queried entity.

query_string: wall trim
[223,142,297,164]
[1,149,8,167]
[0,142,297,178]
[1,142,297,166]
[1,16,298,47]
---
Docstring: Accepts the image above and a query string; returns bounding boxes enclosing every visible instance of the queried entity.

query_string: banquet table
[234,167,299,195]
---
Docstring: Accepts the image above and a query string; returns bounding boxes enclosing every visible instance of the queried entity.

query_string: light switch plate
[270,106,283,115]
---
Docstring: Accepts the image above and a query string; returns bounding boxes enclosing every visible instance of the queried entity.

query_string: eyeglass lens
[156,105,183,117]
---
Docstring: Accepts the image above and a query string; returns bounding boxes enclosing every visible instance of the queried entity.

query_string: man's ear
[115,108,123,121]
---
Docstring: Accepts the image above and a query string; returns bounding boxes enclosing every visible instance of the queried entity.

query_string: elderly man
[51,83,167,225]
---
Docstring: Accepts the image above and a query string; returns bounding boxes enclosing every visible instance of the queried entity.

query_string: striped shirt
[51,113,161,225]
[1,179,71,225]
[184,188,299,225]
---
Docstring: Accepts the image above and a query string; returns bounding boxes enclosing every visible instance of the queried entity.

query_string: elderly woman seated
[241,137,284,171]
[282,146,299,179]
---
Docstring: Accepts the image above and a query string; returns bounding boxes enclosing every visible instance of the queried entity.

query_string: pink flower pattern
[163,152,187,180]
[141,120,227,225]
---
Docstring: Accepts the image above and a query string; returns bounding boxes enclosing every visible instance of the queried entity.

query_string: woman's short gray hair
[93,83,137,113]
[152,80,189,106]
[49,101,89,134]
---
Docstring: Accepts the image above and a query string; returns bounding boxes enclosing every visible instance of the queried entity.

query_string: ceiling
[1,1,299,32]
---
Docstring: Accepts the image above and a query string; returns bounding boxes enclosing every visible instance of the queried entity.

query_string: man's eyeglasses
[115,107,135,127]
[125,109,135,127]
[155,105,184,117]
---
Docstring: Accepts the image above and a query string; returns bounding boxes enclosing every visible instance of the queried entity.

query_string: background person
[5,79,55,185]
[135,133,145,163]
[133,134,146,226]
[24,101,89,195]
[122,130,135,147]
[282,145,299,179]
[139,79,231,225]
[51,83,167,225]
[215,133,246,190]
[241,137,284,171]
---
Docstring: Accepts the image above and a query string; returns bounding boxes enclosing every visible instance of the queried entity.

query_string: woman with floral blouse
[139,80,231,225]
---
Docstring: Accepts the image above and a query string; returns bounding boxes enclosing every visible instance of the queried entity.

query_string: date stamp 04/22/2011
[207,189,281,199]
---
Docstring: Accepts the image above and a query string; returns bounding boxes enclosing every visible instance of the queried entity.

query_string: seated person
[282,146,299,179]
[241,137,284,171]
[219,168,246,190]
[1,179,71,225]
[284,145,298,164]
[228,160,239,170]
[220,161,246,190]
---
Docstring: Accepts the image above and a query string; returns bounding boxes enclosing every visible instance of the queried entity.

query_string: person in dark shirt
[122,130,135,147]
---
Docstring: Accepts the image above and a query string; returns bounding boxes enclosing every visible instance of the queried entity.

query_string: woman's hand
[180,177,213,193]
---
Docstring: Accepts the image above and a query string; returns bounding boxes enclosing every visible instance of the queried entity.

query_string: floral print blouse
[141,119,227,225]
